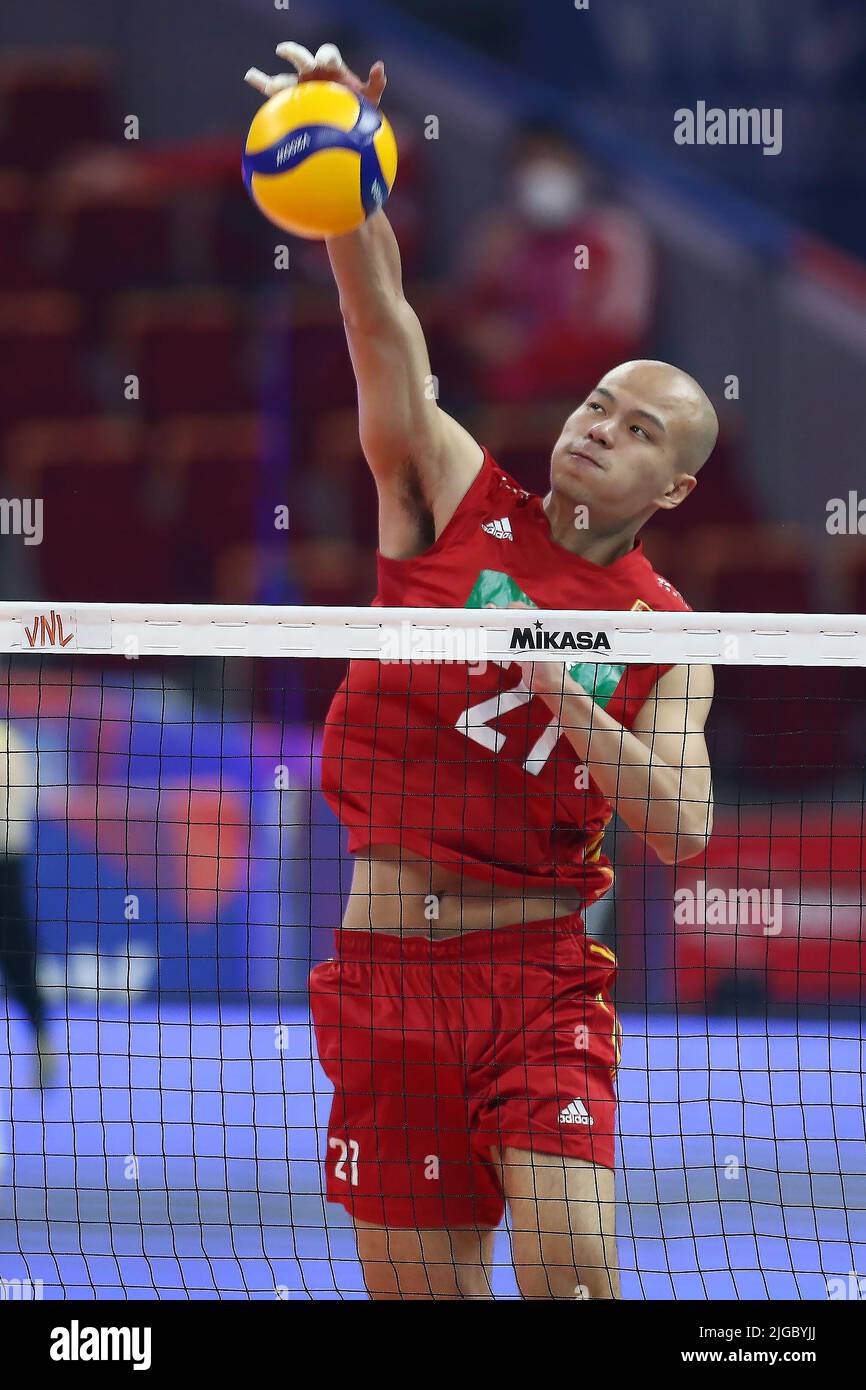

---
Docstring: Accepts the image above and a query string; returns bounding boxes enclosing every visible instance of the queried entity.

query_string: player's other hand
[245,42,386,107]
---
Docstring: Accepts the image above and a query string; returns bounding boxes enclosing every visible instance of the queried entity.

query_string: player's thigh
[354,1218,496,1300]
[494,1146,620,1300]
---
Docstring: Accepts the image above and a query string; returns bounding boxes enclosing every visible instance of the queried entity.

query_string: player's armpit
[630,663,715,850]
[429,410,485,532]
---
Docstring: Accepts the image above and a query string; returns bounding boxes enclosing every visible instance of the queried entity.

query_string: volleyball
[242,80,398,239]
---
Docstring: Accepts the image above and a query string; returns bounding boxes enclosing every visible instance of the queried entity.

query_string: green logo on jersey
[465,568,624,709]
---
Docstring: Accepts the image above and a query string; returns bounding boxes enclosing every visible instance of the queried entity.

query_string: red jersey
[320,447,690,901]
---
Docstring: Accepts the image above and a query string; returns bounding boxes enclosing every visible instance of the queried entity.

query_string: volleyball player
[0,719,54,1087]
[247,43,716,1300]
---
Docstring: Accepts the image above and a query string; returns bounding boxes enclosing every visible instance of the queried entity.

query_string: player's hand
[486,600,587,703]
[245,42,387,107]
[519,659,573,704]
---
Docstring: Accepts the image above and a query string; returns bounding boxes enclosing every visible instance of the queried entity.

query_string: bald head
[599,360,719,476]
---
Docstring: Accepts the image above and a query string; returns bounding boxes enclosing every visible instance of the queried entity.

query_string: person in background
[455,120,655,405]
[0,720,55,1087]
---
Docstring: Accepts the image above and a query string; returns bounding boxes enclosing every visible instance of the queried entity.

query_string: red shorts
[308,915,621,1229]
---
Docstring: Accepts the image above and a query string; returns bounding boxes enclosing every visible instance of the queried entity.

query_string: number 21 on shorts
[329,1136,360,1184]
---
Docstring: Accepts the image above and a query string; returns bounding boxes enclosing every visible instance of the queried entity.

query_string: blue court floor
[1,1002,864,1299]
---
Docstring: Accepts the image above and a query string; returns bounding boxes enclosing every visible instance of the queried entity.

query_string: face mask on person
[514,159,588,229]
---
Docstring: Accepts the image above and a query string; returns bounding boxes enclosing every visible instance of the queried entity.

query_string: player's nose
[586,421,614,447]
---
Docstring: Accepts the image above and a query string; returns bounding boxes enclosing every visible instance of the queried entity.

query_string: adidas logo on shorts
[481,517,513,541]
[558,1098,594,1126]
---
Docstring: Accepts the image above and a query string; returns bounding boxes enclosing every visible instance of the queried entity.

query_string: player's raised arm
[326,212,483,540]
[246,43,484,557]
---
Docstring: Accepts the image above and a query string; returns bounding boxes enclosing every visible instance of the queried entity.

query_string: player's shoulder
[442,443,535,532]
[420,444,529,554]
[481,448,535,509]
[635,551,692,613]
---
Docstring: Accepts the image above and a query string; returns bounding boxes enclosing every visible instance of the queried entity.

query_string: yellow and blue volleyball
[242,80,398,239]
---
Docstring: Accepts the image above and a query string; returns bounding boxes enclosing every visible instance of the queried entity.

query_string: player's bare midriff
[340,848,580,939]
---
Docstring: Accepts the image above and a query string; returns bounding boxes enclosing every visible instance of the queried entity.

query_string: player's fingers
[364,60,387,104]
[244,67,297,97]
[313,42,372,99]
[244,68,271,95]
[275,41,317,75]
[313,43,345,72]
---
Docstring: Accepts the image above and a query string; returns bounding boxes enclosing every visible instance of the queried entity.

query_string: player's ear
[656,474,696,511]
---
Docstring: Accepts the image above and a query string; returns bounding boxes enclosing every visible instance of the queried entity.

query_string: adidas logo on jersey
[481,517,513,541]
[559,1098,594,1126]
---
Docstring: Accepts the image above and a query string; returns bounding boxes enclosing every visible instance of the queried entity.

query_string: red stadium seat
[0,173,43,288]
[149,414,262,598]
[291,406,378,549]
[111,292,254,416]
[0,52,111,173]
[209,184,277,285]
[409,284,475,406]
[1,417,166,601]
[687,524,815,613]
[287,539,376,607]
[832,536,866,614]
[51,185,173,301]
[213,538,376,608]
[213,544,265,604]
[713,663,850,787]
[0,292,94,425]
[284,295,357,437]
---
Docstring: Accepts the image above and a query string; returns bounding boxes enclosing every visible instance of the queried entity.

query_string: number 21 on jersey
[454,664,567,778]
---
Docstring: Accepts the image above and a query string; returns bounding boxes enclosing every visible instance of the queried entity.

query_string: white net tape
[3,600,866,664]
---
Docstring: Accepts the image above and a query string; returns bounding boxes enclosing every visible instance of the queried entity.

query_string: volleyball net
[0,601,864,1300]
